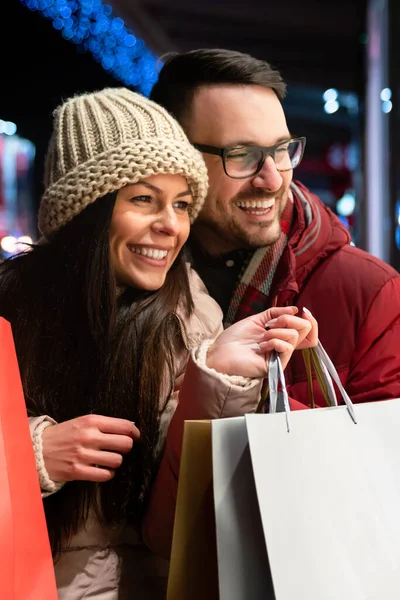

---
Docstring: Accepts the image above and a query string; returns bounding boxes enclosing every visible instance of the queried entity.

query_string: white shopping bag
[212,343,400,600]
[212,417,275,600]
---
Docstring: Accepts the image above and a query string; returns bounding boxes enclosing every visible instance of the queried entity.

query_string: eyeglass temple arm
[193,143,224,157]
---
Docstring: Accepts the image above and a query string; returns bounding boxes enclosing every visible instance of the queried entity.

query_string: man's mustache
[233,188,279,202]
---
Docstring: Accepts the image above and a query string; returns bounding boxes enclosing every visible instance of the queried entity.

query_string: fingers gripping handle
[268,343,357,430]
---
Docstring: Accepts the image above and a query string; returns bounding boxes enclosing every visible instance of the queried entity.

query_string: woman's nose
[151,207,180,236]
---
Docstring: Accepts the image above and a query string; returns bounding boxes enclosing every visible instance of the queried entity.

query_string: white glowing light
[17,235,33,246]
[1,235,33,254]
[337,192,356,217]
[323,88,338,102]
[1,236,17,253]
[380,87,392,101]
[324,100,340,114]
[382,100,392,113]
[0,120,17,135]
[4,121,17,135]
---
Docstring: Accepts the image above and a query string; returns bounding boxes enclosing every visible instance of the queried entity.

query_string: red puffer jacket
[143,183,400,561]
[276,181,400,409]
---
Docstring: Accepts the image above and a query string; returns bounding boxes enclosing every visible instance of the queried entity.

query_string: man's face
[185,84,293,254]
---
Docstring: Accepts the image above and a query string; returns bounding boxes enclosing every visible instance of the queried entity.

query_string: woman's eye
[130,195,152,203]
[174,200,190,211]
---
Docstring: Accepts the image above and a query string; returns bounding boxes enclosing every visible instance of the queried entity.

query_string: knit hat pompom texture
[38,88,208,238]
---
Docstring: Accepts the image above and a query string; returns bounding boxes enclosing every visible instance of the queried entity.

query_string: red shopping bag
[0,318,57,599]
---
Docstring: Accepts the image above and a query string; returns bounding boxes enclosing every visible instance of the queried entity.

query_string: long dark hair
[0,193,193,557]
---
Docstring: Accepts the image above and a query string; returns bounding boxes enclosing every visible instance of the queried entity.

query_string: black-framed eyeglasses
[193,137,306,179]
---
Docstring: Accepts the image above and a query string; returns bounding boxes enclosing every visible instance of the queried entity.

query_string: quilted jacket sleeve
[345,276,400,403]
[288,276,400,409]
[29,416,65,497]
[141,348,263,560]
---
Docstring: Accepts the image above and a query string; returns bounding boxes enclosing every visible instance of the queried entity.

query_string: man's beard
[195,188,288,252]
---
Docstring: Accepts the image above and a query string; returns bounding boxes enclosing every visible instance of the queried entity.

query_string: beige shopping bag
[167,420,219,600]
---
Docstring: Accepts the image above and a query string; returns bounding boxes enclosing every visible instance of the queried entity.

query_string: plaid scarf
[224,198,294,327]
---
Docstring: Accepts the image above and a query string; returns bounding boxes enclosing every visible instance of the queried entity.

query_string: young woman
[0,88,317,599]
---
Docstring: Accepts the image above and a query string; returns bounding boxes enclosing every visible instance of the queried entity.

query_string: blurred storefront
[2,0,400,269]
[284,86,362,246]
[0,124,36,259]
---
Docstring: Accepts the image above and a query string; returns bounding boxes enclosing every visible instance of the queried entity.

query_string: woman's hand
[206,306,318,378]
[41,415,140,483]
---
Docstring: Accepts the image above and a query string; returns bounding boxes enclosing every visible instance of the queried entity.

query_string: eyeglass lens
[224,139,303,177]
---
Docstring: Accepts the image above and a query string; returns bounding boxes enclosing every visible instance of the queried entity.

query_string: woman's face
[109,174,192,291]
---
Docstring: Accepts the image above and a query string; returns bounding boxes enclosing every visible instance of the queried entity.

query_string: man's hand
[41,414,140,483]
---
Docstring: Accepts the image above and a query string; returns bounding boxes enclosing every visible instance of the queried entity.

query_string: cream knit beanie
[38,87,208,239]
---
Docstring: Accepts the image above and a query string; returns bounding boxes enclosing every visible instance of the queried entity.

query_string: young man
[151,48,400,407]
[141,50,400,561]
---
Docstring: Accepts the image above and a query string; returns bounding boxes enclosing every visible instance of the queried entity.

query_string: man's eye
[227,151,250,160]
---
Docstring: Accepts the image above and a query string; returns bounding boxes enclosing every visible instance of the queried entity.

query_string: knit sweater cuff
[32,419,65,496]
[195,339,253,387]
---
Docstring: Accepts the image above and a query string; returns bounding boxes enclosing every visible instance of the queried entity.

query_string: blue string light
[19,0,159,96]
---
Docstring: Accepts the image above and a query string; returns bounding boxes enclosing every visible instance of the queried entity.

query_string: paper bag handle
[312,342,357,423]
[268,342,357,429]
[302,348,338,408]
[268,351,291,431]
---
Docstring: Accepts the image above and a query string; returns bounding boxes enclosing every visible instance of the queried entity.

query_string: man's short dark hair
[150,48,286,124]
